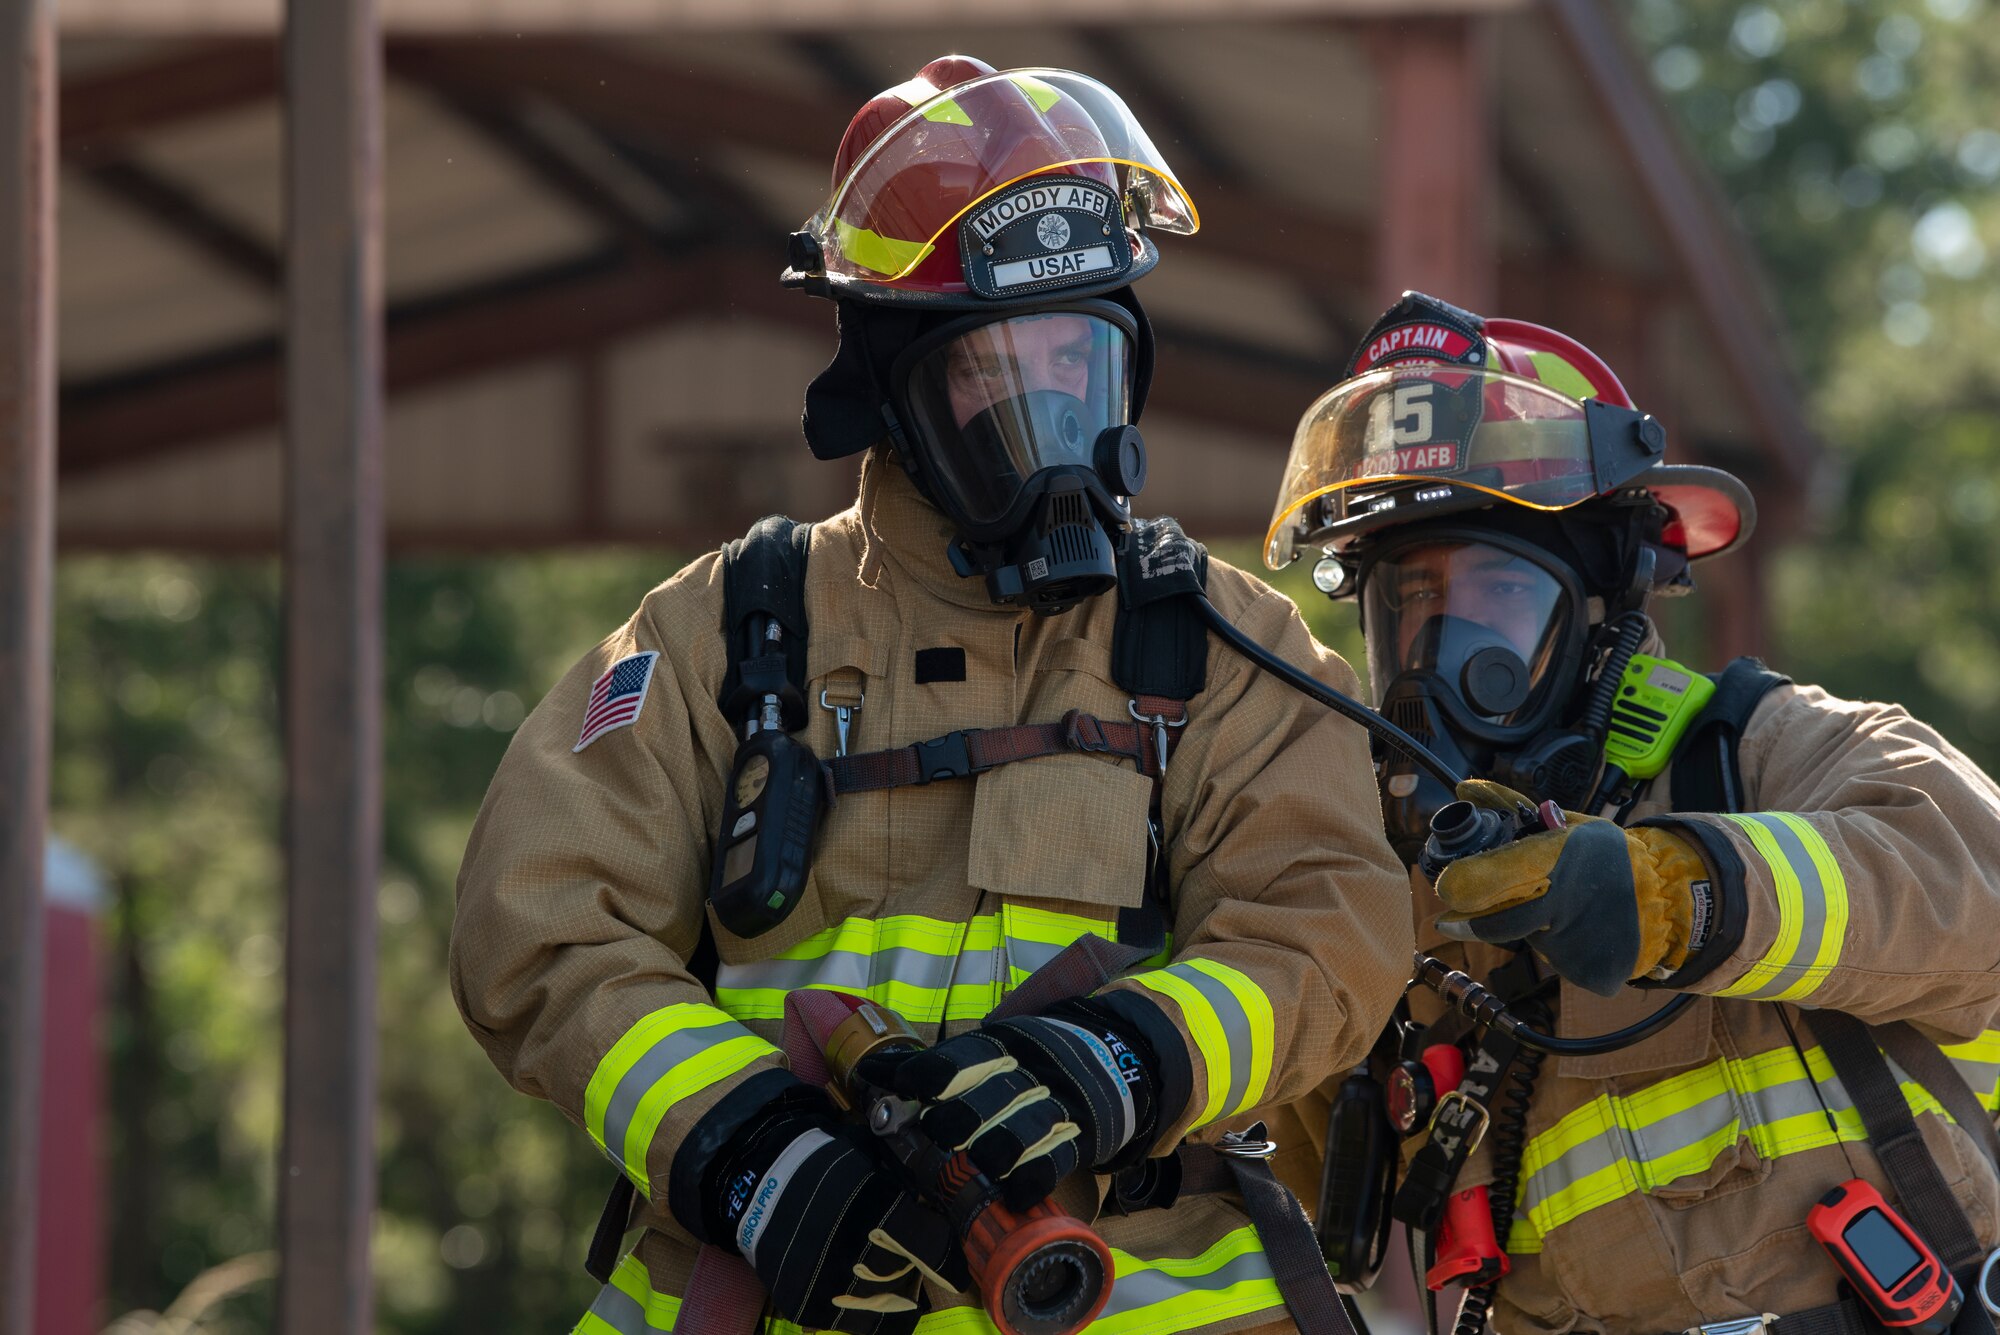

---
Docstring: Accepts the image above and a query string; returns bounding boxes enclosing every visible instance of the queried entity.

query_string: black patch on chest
[914,647,967,684]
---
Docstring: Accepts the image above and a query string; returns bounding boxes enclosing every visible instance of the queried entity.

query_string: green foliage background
[58,2,2000,1328]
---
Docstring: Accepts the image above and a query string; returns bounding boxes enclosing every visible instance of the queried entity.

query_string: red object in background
[38,843,105,1335]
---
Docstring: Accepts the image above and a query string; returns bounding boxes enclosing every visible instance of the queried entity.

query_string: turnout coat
[1287,664,2000,1335]
[451,453,1413,1335]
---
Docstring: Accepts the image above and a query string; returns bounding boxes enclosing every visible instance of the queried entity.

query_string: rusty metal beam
[60,240,1330,482]
[83,156,282,290]
[61,247,761,474]
[61,40,277,158]
[1369,15,1497,311]
[0,1,56,1327]
[276,1,383,1332]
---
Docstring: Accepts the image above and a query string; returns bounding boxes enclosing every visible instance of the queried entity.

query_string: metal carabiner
[820,687,864,758]
[1127,699,1186,778]
[1216,1121,1279,1160]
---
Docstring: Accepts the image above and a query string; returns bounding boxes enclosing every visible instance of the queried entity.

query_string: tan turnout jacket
[1293,669,2000,1335]
[451,454,1413,1335]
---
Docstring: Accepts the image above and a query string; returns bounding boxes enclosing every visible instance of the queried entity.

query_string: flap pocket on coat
[702,872,830,967]
[968,754,1153,909]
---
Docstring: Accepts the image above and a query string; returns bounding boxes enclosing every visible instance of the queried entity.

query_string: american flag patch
[573,651,659,753]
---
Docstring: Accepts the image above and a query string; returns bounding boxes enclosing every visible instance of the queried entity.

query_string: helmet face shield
[894,305,1135,533]
[805,70,1197,295]
[1361,537,1575,725]
[1266,365,1608,569]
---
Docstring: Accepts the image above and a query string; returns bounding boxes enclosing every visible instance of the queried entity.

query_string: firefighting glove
[855,999,1159,1212]
[1433,779,1710,997]
[709,1103,969,1335]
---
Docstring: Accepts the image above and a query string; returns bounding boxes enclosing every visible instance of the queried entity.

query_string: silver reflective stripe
[1167,962,1253,1121]
[1950,1056,2000,1109]
[1734,814,1833,1000]
[1098,1245,1276,1317]
[600,1015,746,1175]
[585,1277,659,1334]
[715,943,1003,995]
[1005,935,1067,975]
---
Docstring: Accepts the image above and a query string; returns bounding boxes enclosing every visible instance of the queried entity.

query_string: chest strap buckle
[914,730,982,783]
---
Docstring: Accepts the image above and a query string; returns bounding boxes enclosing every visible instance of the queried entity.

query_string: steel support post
[0,1,56,1327]
[276,1,384,1332]
[1371,15,1498,313]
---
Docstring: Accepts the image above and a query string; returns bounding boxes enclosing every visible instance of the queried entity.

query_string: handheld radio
[1807,1179,1963,1335]
[709,617,827,938]
[1587,653,1717,810]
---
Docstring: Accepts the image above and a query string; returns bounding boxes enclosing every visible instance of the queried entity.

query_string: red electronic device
[1807,1179,1962,1335]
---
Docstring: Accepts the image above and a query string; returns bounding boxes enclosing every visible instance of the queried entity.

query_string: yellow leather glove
[1433,781,1710,995]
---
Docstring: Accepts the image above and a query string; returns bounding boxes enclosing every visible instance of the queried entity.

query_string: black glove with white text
[703,1096,968,1335]
[855,998,1163,1212]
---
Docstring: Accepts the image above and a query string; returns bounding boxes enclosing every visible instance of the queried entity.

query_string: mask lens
[1363,540,1570,722]
[902,311,1132,525]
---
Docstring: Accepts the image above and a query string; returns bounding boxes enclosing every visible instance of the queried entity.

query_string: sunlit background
[31,0,2000,1330]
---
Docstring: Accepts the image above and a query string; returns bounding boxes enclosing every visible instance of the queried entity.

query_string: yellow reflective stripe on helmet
[582,1004,776,1193]
[1525,350,1600,403]
[575,1254,678,1334]
[921,97,973,125]
[830,217,936,278]
[1008,73,1064,113]
[1713,812,1848,1002]
[1505,1040,1959,1252]
[1126,959,1274,1127]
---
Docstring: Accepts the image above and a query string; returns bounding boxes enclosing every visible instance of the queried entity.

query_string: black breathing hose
[1191,594,1460,790]
[1193,592,1694,1055]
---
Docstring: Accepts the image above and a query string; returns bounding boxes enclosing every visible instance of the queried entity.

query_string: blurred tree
[1628,0,2000,764]
[61,553,676,1334]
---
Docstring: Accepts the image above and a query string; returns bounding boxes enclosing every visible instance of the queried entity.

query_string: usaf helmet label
[960,176,1129,300]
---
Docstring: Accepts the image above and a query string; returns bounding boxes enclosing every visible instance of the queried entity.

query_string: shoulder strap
[1113,516,1209,704]
[1668,655,1791,814]
[718,515,813,732]
[1805,1011,1986,1271]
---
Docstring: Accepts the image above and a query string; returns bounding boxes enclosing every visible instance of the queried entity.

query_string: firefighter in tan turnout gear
[451,57,1412,1335]
[1270,292,2000,1335]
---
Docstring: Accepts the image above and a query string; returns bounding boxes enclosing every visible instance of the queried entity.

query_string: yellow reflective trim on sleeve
[1008,74,1064,113]
[1125,958,1273,1126]
[1713,813,1847,1001]
[1182,958,1275,1116]
[1767,811,1848,1000]
[583,1004,778,1191]
[1127,968,1233,1129]
[921,97,973,125]
[830,217,936,278]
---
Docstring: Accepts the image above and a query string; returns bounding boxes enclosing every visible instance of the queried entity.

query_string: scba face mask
[1359,531,1592,862]
[890,301,1148,614]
